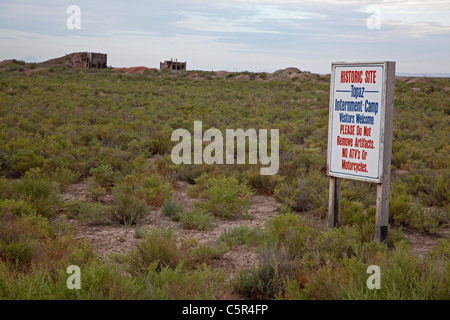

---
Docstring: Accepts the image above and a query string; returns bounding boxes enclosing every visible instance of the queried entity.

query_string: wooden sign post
[327,61,395,243]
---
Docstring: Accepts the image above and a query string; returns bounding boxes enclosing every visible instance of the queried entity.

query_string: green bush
[111,186,148,225]
[161,200,183,221]
[10,176,61,218]
[340,199,372,226]
[246,170,282,195]
[191,243,229,263]
[219,225,266,247]
[274,171,327,212]
[128,228,184,275]
[234,263,277,299]
[179,208,213,231]
[76,202,112,226]
[90,164,117,188]
[0,199,36,217]
[141,174,174,206]
[197,175,253,219]
[86,178,107,202]
[145,263,226,299]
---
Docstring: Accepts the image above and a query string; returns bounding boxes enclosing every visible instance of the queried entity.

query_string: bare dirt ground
[61,179,447,278]
[402,227,448,258]
[62,180,280,278]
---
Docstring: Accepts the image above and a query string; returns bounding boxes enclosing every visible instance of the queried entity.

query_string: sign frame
[327,61,389,183]
[326,61,396,243]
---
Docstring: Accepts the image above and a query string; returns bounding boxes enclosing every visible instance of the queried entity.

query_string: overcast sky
[0,0,449,74]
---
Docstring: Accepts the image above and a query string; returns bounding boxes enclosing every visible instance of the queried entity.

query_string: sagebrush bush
[0,199,36,217]
[145,263,226,299]
[90,164,117,188]
[196,175,253,219]
[191,243,229,263]
[86,178,107,202]
[128,228,184,274]
[10,176,61,218]
[161,200,183,221]
[111,185,148,225]
[76,202,112,226]
[140,174,174,206]
[179,208,213,230]
[219,225,266,248]
[274,171,327,213]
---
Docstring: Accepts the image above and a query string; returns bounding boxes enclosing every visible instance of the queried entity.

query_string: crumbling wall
[160,59,186,71]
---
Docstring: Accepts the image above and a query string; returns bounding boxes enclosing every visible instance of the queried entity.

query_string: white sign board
[327,62,387,183]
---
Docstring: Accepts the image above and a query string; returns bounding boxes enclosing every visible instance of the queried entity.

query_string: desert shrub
[146,263,226,299]
[0,177,11,199]
[390,183,442,233]
[49,214,77,236]
[340,199,373,226]
[76,202,112,226]
[161,200,183,221]
[234,263,277,299]
[313,227,361,263]
[177,164,221,184]
[428,238,450,260]
[191,243,229,263]
[10,176,61,218]
[341,180,376,208]
[274,171,328,212]
[266,213,318,259]
[196,175,253,219]
[119,172,174,207]
[85,178,107,201]
[110,185,148,225]
[219,225,266,248]
[186,172,215,198]
[0,199,36,217]
[49,167,79,190]
[140,174,174,206]
[149,126,173,155]
[389,183,414,226]
[179,208,213,231]
[339,242,450,300]
[233,245,295,299]
[0,240,37,272]
[0,209,95,275]
[90,164,117,188]
[128,228,184,275]
[424,173,449,207]
[245,170,282,195]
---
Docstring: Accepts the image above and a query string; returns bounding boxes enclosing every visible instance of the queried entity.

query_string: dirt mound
[0,59,14,66]
[215,71,229,78]
[113,66,157,74]
[40,52,88,68]
[270,67,305,80]
[234,74,250,80]
[406,77,427,84]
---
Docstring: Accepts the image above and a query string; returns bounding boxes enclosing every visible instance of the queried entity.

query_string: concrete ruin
[160,59,186,71]
[83,52,107,68]
[41,52,107,68]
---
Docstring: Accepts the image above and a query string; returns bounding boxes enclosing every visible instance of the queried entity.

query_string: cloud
[0,0,449,73]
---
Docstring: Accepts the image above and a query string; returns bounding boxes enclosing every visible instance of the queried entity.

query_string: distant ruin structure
[160,59,186,71]
[83,52,107,68]
[42,52,107,68]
